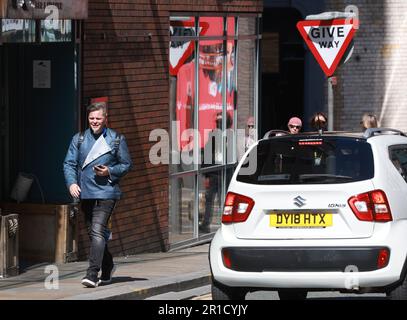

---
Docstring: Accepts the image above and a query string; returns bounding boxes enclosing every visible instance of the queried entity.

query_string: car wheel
[388,275,407,300]
[277,289,307,300]
[211,280,246,300]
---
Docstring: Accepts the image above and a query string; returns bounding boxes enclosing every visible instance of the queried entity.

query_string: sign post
[297,12,358,131]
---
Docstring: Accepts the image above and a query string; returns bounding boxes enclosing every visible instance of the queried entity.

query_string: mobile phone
[94,165,103,170]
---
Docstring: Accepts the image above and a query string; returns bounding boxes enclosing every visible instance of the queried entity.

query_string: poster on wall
[33,60,51,89]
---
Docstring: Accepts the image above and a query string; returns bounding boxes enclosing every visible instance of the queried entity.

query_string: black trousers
[81,199,116,276]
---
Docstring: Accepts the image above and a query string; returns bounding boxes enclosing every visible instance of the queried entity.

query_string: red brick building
[0,0,262,262]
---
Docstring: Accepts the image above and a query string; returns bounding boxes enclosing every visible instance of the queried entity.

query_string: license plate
[269,213,333,228]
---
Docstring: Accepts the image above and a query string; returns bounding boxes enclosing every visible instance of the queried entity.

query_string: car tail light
[348,190,392,222]
[377,248,390,269]
[222,192,255,223]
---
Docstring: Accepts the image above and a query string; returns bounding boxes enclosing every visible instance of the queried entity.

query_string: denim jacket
[63,128,132,199]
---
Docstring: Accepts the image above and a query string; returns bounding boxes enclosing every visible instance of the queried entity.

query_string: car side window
[389,146,407,182]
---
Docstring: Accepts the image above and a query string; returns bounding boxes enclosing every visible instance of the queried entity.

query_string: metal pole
[328,77,334,131]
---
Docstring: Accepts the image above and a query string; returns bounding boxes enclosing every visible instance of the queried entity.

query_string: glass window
[169,175,196,244]
[170,39,196,173]
[238,16,257,35]
[198,170,222,235]
[389,146,407,182]
[236,40,256,160]
[226,39,237,164]
[170,16,196,38]
[227,17,236,36]
[199,17,223,37]
[237,138,375,185]
[169,14,260,247]
[198,38,224,167]
[41,20,72,42]
[1,19,35,43]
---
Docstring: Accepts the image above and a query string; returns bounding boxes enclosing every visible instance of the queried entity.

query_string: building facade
[81,0,262,256]
[0,0,262,261]
[325,0,407,132]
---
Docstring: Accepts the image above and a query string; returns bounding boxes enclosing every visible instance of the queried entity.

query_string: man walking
[63,102,132,287]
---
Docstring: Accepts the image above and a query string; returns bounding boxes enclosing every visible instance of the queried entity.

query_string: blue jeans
[81,199,116,276]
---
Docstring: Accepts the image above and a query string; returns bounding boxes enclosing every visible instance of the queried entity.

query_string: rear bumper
[210,222,407,290]
[223,247,389,272]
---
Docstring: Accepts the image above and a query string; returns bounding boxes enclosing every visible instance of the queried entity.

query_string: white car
[209,128,407,300]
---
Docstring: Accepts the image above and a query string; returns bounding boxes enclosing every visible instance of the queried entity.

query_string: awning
[1,0,88,19]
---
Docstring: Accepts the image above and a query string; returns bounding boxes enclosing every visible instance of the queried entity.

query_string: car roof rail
[363,127,407,139]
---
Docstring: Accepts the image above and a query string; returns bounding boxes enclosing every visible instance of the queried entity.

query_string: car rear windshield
[237,136,374,184]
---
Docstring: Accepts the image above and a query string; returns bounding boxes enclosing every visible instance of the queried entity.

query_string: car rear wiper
[299,174,353,182]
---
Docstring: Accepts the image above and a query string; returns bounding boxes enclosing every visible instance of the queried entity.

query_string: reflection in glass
[41,20,72,42]
[226,166,235,191]
[237,16,257,35]
[168,15,259,247]
[170,39,195,174]
[169,175,195,244]
[1,19,35,43]
[227,17,236,36]
[236,40,256,161]
[226,39,236,164]
[199,170,222,235]
[170,16,196,37]
[198,38,224,166]
[199,17,223,36]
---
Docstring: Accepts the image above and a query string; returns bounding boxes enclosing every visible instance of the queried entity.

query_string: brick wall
[324,0,407,131]
[80,0,262,259]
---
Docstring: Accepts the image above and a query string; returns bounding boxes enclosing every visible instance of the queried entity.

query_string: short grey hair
[87,102,107,116]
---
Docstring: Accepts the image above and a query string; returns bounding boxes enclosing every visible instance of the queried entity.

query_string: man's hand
[93,165,110,177]
[69,184,81,198]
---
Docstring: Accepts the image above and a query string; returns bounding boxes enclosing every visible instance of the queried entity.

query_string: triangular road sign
[297,18,358,76]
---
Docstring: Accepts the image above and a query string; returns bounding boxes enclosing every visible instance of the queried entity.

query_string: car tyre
[388,275,407,300]
[277,289,307,300]
[211,280,246,300]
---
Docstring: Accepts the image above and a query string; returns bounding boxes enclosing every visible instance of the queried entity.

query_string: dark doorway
[260,8,305,137]
[0,42,79,204]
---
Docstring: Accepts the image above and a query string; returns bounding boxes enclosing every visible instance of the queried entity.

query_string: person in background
[245,116,256,151]
[360,113,379,130]
[310,112,328,131]
[287,117,302,134]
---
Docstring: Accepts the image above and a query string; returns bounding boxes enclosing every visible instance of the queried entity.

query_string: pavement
[0,243,211,300]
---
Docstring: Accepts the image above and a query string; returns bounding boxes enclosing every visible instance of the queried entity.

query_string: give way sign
[297,18,358,76]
